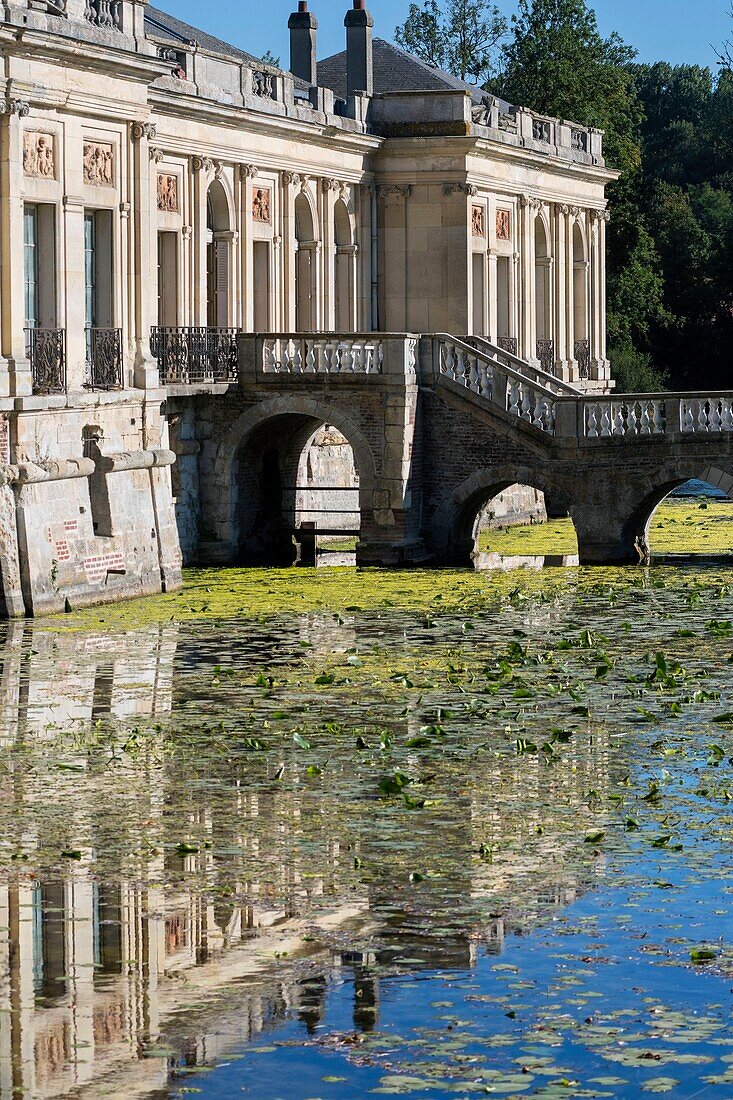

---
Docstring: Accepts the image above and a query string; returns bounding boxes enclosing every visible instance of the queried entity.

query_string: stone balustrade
[260,335,385,375]
[582,397,667,438]
[435,335,556,433]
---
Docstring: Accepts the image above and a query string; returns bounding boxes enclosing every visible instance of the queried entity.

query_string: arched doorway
[232,413,361,566]
[572,222,589,379]
[206,180,231,328]
[334,199,355,332]
[534,217,553,374]
[295,193,316,332]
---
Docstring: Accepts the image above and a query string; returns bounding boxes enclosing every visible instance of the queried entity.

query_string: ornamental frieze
[157,173,178,212]
[23,132,55,179]
[471,205,485,238]
[83,141,114,186]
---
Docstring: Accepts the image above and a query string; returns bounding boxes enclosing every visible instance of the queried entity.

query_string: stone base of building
[0,395,182,618]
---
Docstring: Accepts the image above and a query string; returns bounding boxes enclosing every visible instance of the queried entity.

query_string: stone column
[129,122,159,388]
[0,98,31,397]
[358,184,372,330]
[192,156,213,327]
[240,164,257,331]
[518,194,535,363]
[281,171,298,330]
[487,250,498,343]
[181,224,192,326]
[553,203,570,380]
[320,177,336,330]
[589,209,610,381]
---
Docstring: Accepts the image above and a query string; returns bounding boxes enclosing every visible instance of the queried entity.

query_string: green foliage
[260,50,280,68]
[491,0,639,175]
[395,0,507,84]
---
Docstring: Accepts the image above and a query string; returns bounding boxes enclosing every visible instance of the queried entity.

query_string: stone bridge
[165,333,733,567]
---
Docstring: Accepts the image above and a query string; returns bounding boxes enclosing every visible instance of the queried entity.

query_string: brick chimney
[345,0,374,98]
[288,1,318,87]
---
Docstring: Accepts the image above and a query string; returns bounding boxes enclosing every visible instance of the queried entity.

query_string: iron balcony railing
[151,326,240,385]
[574,339,590,380]
[85,327,124,391]
[536,339,555,377]
[496,335,518,357]
[25,327,66,395]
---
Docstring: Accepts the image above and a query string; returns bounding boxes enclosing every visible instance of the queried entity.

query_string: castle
[0,0,615,614]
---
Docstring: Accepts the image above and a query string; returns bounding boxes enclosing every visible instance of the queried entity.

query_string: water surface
[2,561,733,1098]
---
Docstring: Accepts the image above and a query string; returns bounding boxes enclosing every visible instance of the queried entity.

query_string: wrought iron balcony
[150,327,240,385]
[574,339,590,380]
[496,336,518,357]
[25,327,66,395]
[536,339,555,377]
[85,328,123,391]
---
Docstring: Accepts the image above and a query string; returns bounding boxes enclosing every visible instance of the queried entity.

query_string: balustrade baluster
[468,354,479,392]
[520,385,533,422]
[697,400,708,432]
[639,401,652,435]
[722,400,733,431]
[600,404,612,437]
[585,404,598,438]
[653,401,665,434]
[508,379,521,417]
[613,404,625,435]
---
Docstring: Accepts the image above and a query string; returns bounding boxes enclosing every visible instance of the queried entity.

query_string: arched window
[572,221,589,379]
[206,180,231,328]
[294,192,316,332]
[534,217,553,373]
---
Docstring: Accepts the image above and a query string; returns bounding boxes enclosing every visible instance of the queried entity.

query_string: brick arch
[632,462,733,559]
[436,464,574,565]
[209,395,379,549]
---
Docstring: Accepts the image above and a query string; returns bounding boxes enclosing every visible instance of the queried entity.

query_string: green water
[3,561,733,1098]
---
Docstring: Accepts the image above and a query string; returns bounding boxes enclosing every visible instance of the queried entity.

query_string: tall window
[157,231,178,327]
[84,209,113,363]
[24,205,39,331]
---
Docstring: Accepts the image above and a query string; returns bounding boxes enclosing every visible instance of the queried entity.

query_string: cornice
[6,28,170,86]
[149,90,383,155]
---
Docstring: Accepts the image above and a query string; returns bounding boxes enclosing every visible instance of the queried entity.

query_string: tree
[395,0,507,85]
[261,50,281,68]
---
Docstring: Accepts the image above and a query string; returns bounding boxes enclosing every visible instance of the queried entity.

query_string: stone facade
[0,0,618,614]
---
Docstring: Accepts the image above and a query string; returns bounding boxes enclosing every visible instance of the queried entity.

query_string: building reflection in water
[0,617,611,1098]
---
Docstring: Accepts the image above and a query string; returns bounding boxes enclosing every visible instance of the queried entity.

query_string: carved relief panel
[252,186,272,224]
[471,205,485,238]
[496,209,512,241]
[157,173,179,212]
[23,132,55,179]
[83,142,114,186]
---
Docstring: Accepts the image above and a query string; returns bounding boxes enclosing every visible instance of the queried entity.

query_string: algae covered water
[3,552,733,1097]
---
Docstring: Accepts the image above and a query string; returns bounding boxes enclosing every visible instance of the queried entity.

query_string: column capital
[0,99,29,117]
[131,121,157,142]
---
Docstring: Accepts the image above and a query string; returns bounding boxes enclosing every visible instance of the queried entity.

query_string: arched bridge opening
[631,467,733,564]
[232,413,362,567]
[441,470,577,569]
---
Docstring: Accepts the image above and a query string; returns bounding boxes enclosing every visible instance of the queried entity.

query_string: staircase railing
[434,333,558,434]
[462,335,580,395]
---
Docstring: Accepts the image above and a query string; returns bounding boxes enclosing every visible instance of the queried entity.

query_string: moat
[3,505,733,1098]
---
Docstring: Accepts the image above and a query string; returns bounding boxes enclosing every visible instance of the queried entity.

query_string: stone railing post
[665,397,682,436]
[554,397,580,439]
[237,333,258,383]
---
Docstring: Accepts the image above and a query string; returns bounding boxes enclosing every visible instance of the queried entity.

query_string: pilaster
[131,121,159,388]
[0,98,31,397]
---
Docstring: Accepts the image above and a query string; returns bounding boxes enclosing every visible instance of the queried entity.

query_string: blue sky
[160,0,731,70]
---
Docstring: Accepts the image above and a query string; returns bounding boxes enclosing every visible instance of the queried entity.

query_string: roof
[145,5,263,67]
[144,5,308,89]
[317,37,504,105]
